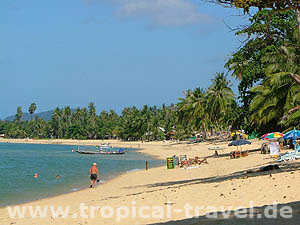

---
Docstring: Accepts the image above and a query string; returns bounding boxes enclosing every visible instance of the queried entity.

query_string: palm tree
[250,67,300,131]
[88,102,96,119]
[87,103,97,139]
[177,88,209,138]
[250,39,300,131]
[206,72,235,134]
[15,106,23,122]
[28,103,37,120]
[51,107,62,138]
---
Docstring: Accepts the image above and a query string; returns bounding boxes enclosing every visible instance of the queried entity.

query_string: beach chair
[260,143,270,154]
[230,150,241,159]
[179,155,187,167]
[194,156,208,165]
[241,150,249,157]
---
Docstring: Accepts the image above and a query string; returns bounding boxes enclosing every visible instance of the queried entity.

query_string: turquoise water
[0,143,163,207]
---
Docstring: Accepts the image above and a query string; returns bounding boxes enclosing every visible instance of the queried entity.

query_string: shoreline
[0,167,148,209]
[2,138,300,224]
[0,166,150,209]
[0,139,163,208]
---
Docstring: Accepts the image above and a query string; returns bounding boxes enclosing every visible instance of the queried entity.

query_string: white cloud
[108,0,209,27]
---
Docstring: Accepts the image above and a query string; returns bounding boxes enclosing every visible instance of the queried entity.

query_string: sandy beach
[1,138,300,224]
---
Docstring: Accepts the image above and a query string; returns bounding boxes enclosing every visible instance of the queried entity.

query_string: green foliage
[246,10,300,133]
[226,9,298,134]
[214,0,298,14]
[177,73,236,137]
[2,73,236,140]
[2,103,179,141]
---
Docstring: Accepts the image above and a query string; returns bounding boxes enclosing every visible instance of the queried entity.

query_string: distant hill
[3,109,76,122]
[4,110,55,121]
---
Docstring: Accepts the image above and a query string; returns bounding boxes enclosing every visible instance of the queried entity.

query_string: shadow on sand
[125,161,300,190]
[149,200,300,225]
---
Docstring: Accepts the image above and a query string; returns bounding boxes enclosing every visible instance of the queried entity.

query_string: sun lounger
[230,150,248,159]
[179,155,208,167]
[276,143,300,162]
[230,150,240,158]
[260,143,270,154]
[241,150,249,157]
[277,151,300,162]
[194,157,208,165]
[179,155,187,167]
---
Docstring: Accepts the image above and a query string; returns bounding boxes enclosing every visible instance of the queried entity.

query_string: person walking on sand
[89,163,99,188]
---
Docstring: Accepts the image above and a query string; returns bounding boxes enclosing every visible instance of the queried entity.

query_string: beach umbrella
[283,128,300,149]
[283,129,300,140]
[230,131,243,136]
[228,140,251,152]
[261,132,283,140]
[230,131,248,139]
[228,140,251,146]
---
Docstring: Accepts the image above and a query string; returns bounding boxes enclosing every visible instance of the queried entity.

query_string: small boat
[98,150,125,155]
[96,143,112,149]
[75,148,125,155]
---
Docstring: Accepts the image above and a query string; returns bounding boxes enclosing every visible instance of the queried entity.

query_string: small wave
[0,166,15,169]
[126,168,141,173]
[71,188,78,191]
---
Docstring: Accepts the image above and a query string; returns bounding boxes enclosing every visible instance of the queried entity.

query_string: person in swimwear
[89,163,99,188]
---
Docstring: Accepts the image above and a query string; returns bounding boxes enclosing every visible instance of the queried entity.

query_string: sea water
[0,142,163,207]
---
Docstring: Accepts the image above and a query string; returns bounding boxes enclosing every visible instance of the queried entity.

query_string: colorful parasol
[230,131,243,136]
[261,132,283,140]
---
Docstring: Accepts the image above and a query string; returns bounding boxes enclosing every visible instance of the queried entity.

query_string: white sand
[0,138,299,224]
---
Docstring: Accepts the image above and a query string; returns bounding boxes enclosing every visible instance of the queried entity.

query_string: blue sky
[0,0,248,119]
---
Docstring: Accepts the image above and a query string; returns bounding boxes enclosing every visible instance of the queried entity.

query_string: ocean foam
[126,168,141,173]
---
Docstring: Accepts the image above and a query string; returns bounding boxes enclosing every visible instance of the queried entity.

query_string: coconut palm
[15,106,23,122]
[250,73,291,127]
[250,41,300,131]
[206,72,235,133]
[177,88,210,138]
[28,103,37,120]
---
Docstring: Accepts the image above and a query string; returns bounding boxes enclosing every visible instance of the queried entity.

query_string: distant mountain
[4,109,76,121]
[4,110,55,121]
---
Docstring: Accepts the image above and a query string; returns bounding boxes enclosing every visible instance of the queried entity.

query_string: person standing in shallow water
[89,163,99,188]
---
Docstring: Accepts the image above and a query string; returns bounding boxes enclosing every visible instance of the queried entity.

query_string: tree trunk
[296,7,300,40]
[289,73,300,85]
